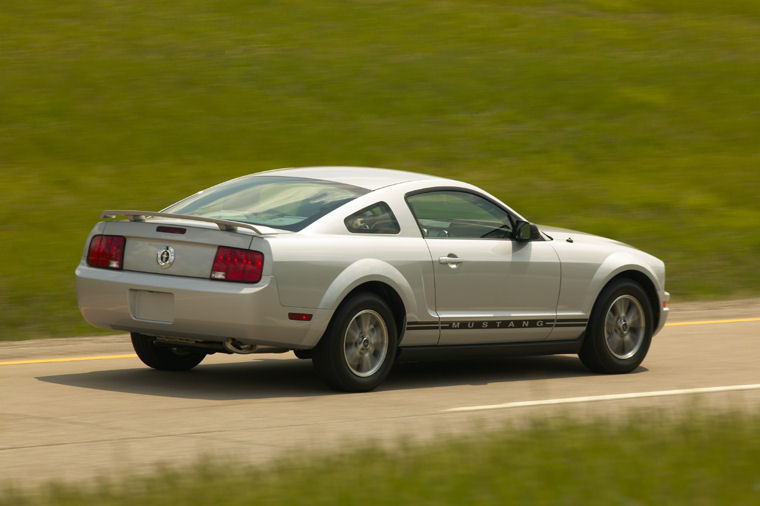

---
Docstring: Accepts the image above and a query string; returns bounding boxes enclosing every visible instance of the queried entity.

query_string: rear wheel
[293,349,313,359]
[131,332,206,371]
[312,293,397,392]
[579,279,653,374]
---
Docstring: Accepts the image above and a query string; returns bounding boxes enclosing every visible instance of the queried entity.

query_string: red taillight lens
[87,235,126,270]
[156,225,186,235]
[211,247,263,283]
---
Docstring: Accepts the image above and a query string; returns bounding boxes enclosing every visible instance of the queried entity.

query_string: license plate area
[129,290,174,323]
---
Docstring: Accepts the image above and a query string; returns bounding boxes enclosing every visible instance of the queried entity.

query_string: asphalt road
[2,299,759,488]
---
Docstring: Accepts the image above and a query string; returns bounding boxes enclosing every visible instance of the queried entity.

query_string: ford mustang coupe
[76,167,669,391]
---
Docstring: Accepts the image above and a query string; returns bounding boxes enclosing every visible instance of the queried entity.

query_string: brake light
[87,235,126,270]
[211,247,263,283]
[156,225,186,234]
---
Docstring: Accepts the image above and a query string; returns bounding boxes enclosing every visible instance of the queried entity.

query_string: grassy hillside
[1,0,759,339]
[3,411,760,504]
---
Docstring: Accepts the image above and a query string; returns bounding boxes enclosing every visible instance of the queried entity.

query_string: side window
[344,202,401,234]
[406,190,513,239]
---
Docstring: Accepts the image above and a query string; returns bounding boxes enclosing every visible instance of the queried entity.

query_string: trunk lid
[103,219,256,279]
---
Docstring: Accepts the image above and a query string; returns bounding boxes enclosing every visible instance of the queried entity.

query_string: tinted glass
[406,190,513,239]
[345,202,400,234]
[164,176,368,231]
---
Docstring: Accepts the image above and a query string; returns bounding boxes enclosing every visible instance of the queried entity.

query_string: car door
[406,189,561,345]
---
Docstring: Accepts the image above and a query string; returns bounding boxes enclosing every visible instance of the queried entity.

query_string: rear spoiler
[101,210,263,236]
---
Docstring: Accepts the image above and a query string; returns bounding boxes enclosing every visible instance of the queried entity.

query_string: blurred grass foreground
[1,0,759,339]
[3,411,760,505]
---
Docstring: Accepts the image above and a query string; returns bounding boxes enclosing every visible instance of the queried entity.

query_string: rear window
[164,176,368,231]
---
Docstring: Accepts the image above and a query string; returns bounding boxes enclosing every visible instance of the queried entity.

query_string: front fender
[584,251,662,314]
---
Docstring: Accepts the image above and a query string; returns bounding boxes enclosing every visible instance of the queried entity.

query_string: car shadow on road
[36,352,647,401]
[37,358,326,400]
[389,352,646,390]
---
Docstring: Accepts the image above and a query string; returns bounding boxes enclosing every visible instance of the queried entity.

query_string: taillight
[87,235,126,270]
[210,247,263,283]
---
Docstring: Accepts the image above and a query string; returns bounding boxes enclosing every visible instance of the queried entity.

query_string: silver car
[76,167,669,391]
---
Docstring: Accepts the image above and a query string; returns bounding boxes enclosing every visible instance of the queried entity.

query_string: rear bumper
[75,265,332,348]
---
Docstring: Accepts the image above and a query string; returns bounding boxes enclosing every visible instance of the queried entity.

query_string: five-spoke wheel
[312,292,397,392]
[603,294,646,360]
[579,279,653,374]
[342,309,389,378]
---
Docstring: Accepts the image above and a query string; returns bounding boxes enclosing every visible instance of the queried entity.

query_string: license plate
[129,290,174,323]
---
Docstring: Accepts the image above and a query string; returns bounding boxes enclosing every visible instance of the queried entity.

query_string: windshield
[163,176,368,231]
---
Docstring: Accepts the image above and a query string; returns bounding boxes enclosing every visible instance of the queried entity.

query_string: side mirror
[514,220,539,242]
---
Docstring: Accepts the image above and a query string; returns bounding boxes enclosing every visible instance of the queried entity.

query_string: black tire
[293,349,313,360]
[312,292,398,392]
[579,279,653,374]
[131,332,206,371]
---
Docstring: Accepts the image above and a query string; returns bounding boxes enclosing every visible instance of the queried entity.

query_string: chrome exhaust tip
[223,339,257,354]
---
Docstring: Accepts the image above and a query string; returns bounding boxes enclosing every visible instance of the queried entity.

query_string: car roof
[255,166,453,191]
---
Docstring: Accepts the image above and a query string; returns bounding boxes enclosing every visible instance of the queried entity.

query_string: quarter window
[345,202,400,234]
[406,190,513,239]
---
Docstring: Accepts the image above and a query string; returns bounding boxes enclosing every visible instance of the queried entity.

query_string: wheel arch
[335,281,407,341]
[595,270,662,331]
[315,259,414,346]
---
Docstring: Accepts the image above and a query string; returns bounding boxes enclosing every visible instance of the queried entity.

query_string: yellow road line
[665,317,760,327]
[0,354,136,366]
[0,316,757,367]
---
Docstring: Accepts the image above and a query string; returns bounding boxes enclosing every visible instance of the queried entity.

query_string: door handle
[439,254,463,266]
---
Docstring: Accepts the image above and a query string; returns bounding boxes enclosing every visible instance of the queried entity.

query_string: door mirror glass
[515,220,538,241]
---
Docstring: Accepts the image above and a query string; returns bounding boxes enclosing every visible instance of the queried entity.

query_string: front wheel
[293,349,313,360]
[579,279,653,374]
[131,332,206,371]
[312,293,397,392]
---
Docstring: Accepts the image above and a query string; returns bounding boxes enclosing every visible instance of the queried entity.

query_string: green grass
[3,411,760,505]
[1,0,759,339]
